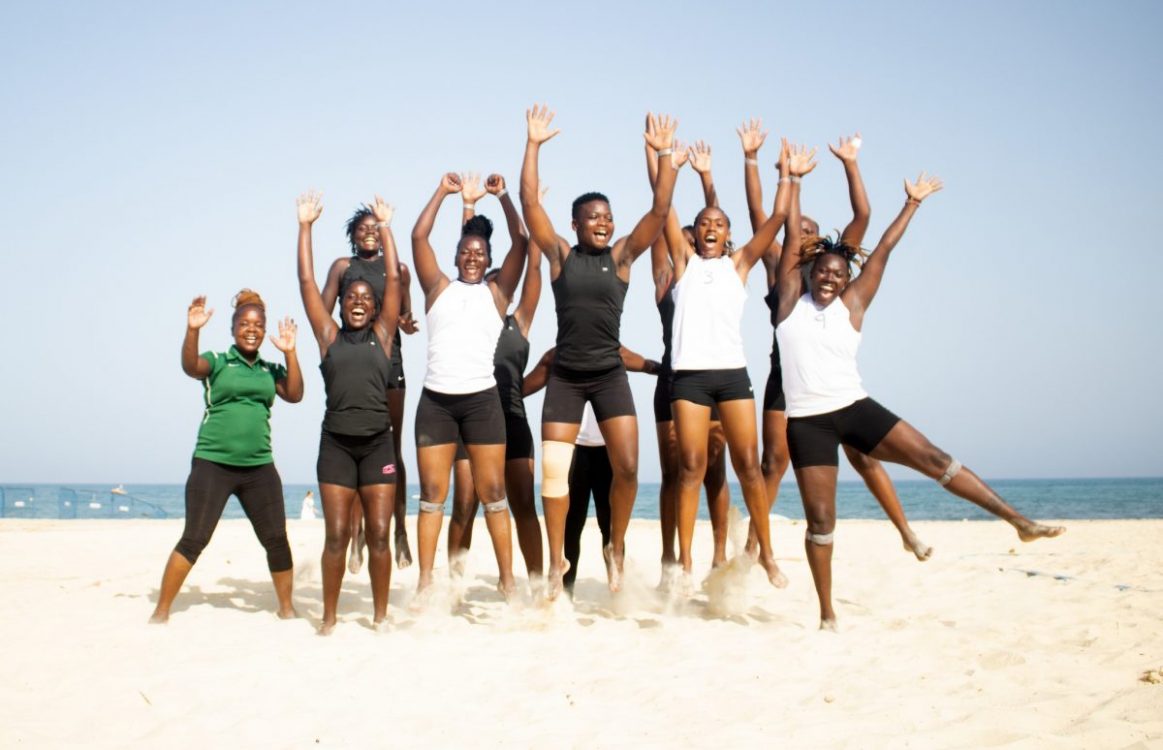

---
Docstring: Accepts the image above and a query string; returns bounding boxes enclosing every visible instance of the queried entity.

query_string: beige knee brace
[805,529,835,545]
[938,458,963,486]
[541,441,576,498]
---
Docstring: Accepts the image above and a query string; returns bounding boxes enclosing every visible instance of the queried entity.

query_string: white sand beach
[1,517,1160,748]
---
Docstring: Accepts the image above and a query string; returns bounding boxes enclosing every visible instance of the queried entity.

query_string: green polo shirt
[193,346,288,467]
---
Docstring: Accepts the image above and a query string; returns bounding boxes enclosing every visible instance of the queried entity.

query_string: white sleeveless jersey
[671,254,747,370]
[423,280,502,394]
[775,293,867,417]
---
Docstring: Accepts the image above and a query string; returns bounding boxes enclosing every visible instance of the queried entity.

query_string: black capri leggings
[175,458,293,572]
[563,445,612,590]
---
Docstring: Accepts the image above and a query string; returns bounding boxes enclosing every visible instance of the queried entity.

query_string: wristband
[789,175,802,184]
[463,202,476,210]
[375,221,390,230]
[744,157,759,166]
[656,148,673,158]
[906,198,921,207]
[778,176,790,184]
[496,188,508,199]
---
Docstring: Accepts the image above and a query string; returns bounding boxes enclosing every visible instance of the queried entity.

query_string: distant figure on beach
[777,148,1064,630]
[300,490,317,520]
[319,203,417,575]
[298,192,402,634]
[150,289,303,624]
[520,105,679,599]
[738,122,931,561]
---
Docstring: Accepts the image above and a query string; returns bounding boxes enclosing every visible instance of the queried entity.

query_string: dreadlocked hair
[345,206,376,254]
[797,232,868,276]
[231,288,266,323]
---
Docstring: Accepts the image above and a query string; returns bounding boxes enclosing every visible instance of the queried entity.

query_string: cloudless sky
[2,1,1160,483]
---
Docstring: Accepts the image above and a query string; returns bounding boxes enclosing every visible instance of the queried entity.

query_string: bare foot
[902,529,933,561]
[657,563,680,593]
[148,610,169,624]
[545,560,570,602]
[603,543,623,593]
[395,531,413,569]
[761,557,789,588]
[317,619,336,636]
[276,606,298,620]
[1016,521,1066,542]
[677,570,695,599]
[409,582,435,614]
[496,580,516,603]
[373,616,392,633]
[819,617,838,632]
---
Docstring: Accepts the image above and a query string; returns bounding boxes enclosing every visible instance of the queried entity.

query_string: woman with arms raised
[297,192,401,634]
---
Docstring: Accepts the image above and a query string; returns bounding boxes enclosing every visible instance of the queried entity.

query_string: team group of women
[151,107,1064,633]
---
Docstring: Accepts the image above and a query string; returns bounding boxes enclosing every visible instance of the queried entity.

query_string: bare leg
[868,420,1064,540]
[843,445,931,561]
[150,551,194,623]
[387,389,412,569]
[704,420,730,567]
[597,415,639,593]
[358,483,395,625]
[655,420,680,569]
[542,421,583,600]
[416,444,457,594]
[751,408,790,556]
[795,465,838,629]
[507,457,543,579]
[672,400,710,586]
[465,443,516,597]
[271,569,296,619]
[347,494,365,574]
[318,482,358,635]
[446,457,478,578]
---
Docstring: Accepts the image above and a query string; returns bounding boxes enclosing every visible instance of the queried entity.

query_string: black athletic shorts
[542,363,636,424]
[317,427,398,488]
[670,368,754,408]
[786,397,901,469]
[416,387,506,447]
[655,369,722,421]
[763,359,786,412]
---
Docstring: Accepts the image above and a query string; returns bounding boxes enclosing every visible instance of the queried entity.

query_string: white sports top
[575,403,605,447]
[671,254,747,370]
[775,293,867,417]
[423,280,502,394]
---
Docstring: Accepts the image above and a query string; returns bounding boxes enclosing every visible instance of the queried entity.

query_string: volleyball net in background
[0,486,168,519]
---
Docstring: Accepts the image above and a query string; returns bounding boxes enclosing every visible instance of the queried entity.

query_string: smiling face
[455,236,490,283]
[693,207,731,258]
[572,200,614,250]
[351,215,381,257]
[809,253,851,306]
[232,306,266,357]
[341,280,377,329]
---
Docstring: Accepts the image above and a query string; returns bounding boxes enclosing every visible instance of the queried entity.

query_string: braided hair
[798,232,868,277]
[345,206,377,254]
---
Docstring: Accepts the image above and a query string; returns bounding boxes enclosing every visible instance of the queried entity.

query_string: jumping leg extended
[843,445,931,561]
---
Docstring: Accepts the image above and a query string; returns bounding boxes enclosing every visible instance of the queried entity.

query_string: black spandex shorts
[670,368,754,408]
[416,387,506,448]
[542,364,636,424]
[655,370,722,422]
[317,428,397,488]
[763,359,786,412]
[786,397,901,469]
[455,414,533,461]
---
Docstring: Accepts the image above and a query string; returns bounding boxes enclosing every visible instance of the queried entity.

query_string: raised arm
[619,345,660,375]
[520,105,567,273]
[487,173,529,304]
[296,191,337,351]
[830,132,871,247]
[370,195,402,349]
[521,347,556,397]
[842,173,943,324]
[320,256,352,314]
[182,296,214,379]
[411,173,459,307]
[689,140,718,208]
[775,144,818,325]
[738,118,769,233]
[645,135,674,301]
[739,140,793,272]
[512,236,542,336]
[460,172,486,225]
[661,145,694,281]
[268,316,304,403]
[397,263,419,334]
[618,113,679,267]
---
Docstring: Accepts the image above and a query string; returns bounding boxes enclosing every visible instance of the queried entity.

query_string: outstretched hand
[398,311,419,335]
[485,173,507,195]
[905,172,944,202]
[786,142,818,177]
[187,296,214,329]
[689,140,712,174]
[461,172,486,204]
[643,112,678,152]
[269,316,297,353]
[777,137,790,175]
[297,191,323,224]
[441,172,463,194]
[828,132,863,163]
[526,104,561,145]
[736,117,768,155]
[371,195,394,225]
[672,139,690,170]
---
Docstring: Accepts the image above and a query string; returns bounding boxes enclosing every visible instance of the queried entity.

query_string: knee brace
[937,458,962,487]
[805,529,834,546]
[541,441,576,498]
[419,499,445,513]
[482,496,509,514]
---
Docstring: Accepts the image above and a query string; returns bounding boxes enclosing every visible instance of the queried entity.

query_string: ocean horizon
[2,477,1161,522]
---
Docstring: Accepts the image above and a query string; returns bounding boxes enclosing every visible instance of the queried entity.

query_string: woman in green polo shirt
[150,289,304,624]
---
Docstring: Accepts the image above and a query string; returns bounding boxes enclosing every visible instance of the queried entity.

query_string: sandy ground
[1,516,1160,749]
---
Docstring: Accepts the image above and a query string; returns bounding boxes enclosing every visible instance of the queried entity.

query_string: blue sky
[2,1,1160,483]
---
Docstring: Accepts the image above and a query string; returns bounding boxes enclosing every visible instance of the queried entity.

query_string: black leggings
[563,445,612,589]
[175,458,293,572]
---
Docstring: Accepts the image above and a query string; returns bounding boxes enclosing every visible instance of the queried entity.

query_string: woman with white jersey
[662,145,792,594]
[777,147,1064,630]
[411,172,528,601]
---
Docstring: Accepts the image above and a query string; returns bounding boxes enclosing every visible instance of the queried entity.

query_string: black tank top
[656,281,676,373]
[493,315,530,418]
[342,254,402,366]
[320,326,392,436]
[764,286,781,365]
[552,247,627,372]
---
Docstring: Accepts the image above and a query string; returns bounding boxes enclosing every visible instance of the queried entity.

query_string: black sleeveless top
[493,315,530,419]
[764,286,781,365]
[341,254,402,366]
[551,247,627,372]
[656,281,676,374]
[319,326,392,436]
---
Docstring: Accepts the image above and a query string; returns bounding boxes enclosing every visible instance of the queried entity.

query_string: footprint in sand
[979,651,1027,670]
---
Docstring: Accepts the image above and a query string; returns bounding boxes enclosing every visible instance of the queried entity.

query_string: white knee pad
[937,458,962,487]
[419,500,445,514]
[805,529,834,545]
[483,497,509,514]
[541,441,576,498]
